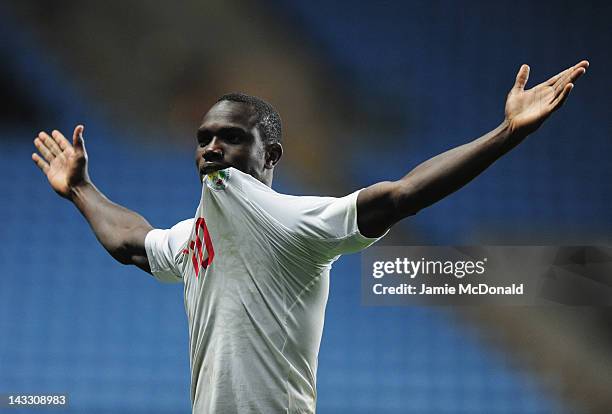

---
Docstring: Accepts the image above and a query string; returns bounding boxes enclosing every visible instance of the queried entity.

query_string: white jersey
[145,167,386,413]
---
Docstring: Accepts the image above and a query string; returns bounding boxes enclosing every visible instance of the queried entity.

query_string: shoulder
[250,188,362,240]
[167,218,194,248]
[171,218,195,233]
[146,218,194,253]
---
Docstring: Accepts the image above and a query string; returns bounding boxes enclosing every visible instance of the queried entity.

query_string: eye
[197,132,211,147]
[227,135,241,144]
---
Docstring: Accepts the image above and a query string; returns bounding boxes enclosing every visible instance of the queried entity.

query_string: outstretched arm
[32,125,153,271]
[357,60,589,237]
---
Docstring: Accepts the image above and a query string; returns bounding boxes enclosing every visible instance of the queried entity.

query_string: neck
[259,170,273,187]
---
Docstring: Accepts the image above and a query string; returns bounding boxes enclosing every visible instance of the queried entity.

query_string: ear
[264,142,283,169]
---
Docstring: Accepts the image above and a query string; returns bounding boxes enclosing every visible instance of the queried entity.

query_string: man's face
[195,101,267,183]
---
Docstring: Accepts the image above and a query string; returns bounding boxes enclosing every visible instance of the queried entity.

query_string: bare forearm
[357,61,588,238]
[70,182,153,265]
[397,121,523,214]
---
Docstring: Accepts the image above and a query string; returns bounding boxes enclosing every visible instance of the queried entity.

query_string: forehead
[199,101,258,130]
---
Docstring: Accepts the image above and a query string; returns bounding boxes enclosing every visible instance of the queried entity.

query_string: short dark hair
[216,93,282,144]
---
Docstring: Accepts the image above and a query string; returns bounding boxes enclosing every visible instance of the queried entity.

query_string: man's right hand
[32,124,153,270]
[32,125,89,199]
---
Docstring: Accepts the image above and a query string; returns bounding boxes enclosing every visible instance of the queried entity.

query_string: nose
[203,137,224,161]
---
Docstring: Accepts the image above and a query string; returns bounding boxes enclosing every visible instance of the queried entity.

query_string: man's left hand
[504,60,589,138]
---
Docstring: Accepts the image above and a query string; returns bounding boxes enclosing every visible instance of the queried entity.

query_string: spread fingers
[38,131,62,156]
[51,130,71,151]
[32,153,50,174]
[34,135,55,162]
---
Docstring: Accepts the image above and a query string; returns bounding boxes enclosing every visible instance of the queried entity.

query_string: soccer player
[32,60,587,413]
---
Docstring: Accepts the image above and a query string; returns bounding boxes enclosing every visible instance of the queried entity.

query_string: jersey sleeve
[144,218,194,283]
[296,189,388,259]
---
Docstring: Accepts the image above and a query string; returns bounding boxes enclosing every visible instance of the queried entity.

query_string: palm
[504,60,588,137]
[46,146,84,195]
[32,126,89,199]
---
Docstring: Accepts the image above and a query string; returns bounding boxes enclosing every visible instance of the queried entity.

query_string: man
[32,60,588,413]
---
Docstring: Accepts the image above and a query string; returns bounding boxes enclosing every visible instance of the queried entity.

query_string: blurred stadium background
[1,0,611,413]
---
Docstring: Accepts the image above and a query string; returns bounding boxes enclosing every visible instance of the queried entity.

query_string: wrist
[499,119,527,151]
[69,180,94,203]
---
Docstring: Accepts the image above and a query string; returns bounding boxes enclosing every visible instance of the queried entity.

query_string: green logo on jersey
[206,168,230,190]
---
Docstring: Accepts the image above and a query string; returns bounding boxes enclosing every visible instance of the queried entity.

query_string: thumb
[513,64,530,90]
[73,125,85,150]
